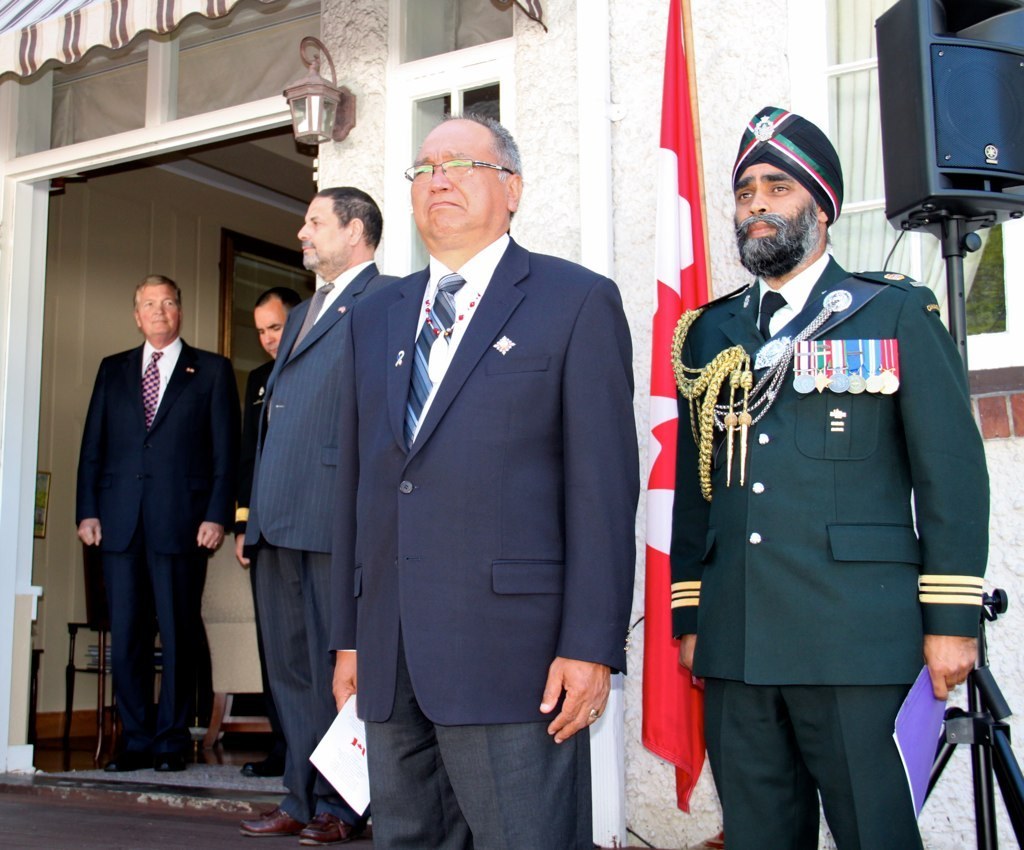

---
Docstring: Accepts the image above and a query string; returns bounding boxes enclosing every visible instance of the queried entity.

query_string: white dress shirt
[758,251,831,338]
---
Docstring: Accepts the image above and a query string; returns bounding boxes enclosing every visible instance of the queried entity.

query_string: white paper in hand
[309,697,370,815]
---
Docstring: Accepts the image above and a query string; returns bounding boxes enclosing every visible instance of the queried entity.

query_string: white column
[577,3,627,847]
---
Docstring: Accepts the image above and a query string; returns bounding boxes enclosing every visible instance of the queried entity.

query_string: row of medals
[792,340,900,395]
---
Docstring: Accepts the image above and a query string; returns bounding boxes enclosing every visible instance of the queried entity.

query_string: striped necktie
[404,273,465,446]
[142,350,163,429]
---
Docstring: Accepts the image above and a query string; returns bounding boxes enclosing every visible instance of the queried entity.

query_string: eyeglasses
[404,159,515,183]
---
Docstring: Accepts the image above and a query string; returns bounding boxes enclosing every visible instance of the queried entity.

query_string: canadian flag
[641,0,711,812]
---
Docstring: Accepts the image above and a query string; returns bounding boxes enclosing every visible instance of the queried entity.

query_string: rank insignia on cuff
[671,580,700,609]
[919,574,984,606]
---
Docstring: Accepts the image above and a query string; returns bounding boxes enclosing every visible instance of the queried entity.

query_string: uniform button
[752,482,765,494]
[749,532,762,545]
[758,434,770,445]
[399,480,414,494]
[136,474,144,480]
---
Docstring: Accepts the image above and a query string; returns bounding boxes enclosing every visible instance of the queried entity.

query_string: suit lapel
[407,243,528,457]
[288,264,381,361]
[122,346,147,431]
[387,272,428,450]
[718,284,762,356]
[148,342,197,432]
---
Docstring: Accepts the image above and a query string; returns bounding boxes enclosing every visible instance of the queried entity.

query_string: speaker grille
[931,43,1024,178]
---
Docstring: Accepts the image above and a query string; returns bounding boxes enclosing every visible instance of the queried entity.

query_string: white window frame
[788,0,1024,371]
[383,0,515,275]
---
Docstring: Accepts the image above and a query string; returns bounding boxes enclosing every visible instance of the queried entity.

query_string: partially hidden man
[669,107,989,849]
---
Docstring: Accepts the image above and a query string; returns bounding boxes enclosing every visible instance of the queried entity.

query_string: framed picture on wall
[34,471,51,538]
[219,230,314,400]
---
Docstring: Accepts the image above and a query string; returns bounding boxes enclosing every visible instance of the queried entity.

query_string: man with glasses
[329,114,639,849]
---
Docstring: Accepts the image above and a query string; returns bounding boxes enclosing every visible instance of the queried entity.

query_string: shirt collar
[143,336,182,360]
[321,260,373,291]
[428,233,510,296]
[758,251,831,316]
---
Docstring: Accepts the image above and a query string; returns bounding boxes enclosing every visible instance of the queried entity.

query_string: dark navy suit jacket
[330,239,640,725]
[76,340,239,554]
[247,263,396,554]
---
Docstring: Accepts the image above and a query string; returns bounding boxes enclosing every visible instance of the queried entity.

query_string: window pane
[463,83,500,120]
[51,59,146,147]
[830,208,906,274]
[826,0,899,65]
[967,226,1007,334]
[828,69,885,205]
[400,0,512,63]
[177,15,318,119]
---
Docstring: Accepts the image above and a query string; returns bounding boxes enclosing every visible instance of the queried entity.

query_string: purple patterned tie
[142,351,163,429]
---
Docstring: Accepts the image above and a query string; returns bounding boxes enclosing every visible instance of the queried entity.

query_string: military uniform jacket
[670,258,989,686]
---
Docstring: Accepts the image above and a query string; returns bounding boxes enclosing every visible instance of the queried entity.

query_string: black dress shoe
[104,751,151,772]
[240,755,286,778]
[153,752,187,772]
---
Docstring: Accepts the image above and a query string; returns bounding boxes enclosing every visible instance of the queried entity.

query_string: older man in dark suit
[330,115,640,849]
[76,274,238,773]
[670,108,989,850]
[239,188,396,845]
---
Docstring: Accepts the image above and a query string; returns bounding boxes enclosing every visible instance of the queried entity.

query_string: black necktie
[759,290,787,339]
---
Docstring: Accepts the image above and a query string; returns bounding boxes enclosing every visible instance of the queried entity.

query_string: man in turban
[669,107,989,849]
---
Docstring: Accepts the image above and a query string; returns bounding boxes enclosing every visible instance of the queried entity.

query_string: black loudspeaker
[876,0,1024,233]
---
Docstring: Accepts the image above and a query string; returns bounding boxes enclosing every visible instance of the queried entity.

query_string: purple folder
[893,666,948,817]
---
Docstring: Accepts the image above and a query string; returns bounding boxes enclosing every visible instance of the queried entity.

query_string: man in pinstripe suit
[239,188,397,844]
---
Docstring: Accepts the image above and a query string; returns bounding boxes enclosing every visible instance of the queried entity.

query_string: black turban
[732,106,844,225]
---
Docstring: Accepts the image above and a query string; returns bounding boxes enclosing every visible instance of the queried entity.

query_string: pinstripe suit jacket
[247,263,397,553]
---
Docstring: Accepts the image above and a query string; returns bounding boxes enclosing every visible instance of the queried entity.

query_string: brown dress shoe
[298,813,365,845]
[239,806,305,837]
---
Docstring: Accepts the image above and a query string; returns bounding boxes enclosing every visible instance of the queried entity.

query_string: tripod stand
[907,212,1024,847]
[925,591,1024,848]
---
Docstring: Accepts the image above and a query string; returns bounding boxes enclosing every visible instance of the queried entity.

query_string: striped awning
[0,0,276,78]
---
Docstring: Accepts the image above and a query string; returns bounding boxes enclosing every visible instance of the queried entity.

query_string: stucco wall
[318,0,391,235]
[317,2,1023,847]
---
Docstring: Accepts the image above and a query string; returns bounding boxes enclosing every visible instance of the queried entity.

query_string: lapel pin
[258,386,265,398]
[338,305,347,314]
[743,294,751,309]
[493,336,516,356]
[186,366,195,374]
[395,350,405,367]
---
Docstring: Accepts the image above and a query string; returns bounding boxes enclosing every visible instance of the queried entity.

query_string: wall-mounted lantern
[283,36,356,145]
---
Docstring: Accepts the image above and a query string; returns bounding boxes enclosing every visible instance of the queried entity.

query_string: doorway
[27,125,316,769]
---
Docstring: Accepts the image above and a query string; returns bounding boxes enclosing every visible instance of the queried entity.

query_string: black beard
[736,201,821,279]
